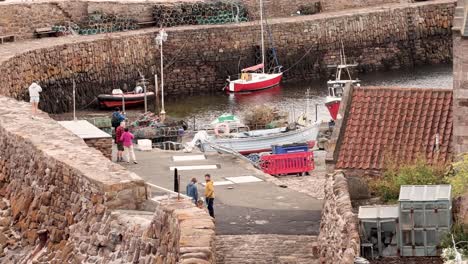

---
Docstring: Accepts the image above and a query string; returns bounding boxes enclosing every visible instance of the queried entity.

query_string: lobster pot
[358,205,399,259]
[398,185,452,257]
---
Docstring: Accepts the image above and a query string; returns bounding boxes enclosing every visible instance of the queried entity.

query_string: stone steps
[215,234,319,264]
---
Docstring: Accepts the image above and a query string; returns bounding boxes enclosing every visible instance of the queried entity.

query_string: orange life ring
[214,123,230,136]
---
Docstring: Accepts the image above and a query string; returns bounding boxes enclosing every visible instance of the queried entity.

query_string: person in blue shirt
[111,107,125,130]
[186,178,198,204]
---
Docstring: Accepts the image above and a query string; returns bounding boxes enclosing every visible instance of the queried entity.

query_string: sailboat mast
[260,0,265,74]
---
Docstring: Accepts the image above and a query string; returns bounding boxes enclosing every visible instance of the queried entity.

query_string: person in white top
[28,81,42,115]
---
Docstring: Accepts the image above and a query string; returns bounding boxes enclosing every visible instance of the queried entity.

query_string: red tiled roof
[336,86,453,170]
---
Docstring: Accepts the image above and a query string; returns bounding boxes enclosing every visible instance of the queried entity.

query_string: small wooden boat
[97,91,155,108]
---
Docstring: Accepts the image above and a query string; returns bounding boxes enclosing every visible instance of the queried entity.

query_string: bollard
[174,168,179,193]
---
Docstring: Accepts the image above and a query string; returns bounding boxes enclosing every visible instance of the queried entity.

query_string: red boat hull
[227,73,283,93]
[325,99,341,120]
[98,92,155,109]
[100,99,148,108]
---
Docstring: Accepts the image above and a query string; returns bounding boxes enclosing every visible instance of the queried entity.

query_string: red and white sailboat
[225,0,283,93]
[325,47,360,120]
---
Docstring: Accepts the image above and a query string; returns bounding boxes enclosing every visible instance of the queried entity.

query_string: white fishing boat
[186,123,319,154]
[325,44,360,120]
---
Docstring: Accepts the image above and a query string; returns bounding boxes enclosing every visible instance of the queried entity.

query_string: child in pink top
[120,128,138,164]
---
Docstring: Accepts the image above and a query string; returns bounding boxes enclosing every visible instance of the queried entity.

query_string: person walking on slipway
[204,174,215,218]
[120,128,138,164]
[28,81,42,116]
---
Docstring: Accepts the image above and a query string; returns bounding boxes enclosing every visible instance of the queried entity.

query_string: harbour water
[164,64,453,127]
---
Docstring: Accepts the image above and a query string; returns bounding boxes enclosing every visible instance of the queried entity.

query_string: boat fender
[214,123,230,136]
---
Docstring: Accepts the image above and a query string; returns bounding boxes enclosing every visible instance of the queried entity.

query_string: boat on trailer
[225,0,283,93]
[325,46,360,120]
[97,91,155,108]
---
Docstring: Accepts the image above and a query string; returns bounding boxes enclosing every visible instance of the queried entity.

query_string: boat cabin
[327,79,360,98]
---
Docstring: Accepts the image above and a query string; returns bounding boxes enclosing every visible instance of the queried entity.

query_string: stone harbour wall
[0,0,455,113]
[0,1,89,40]
[0,0,415,40]
[317,171,359,264]
[84,137,112,160]
[320,0,408,11]
[245,0,409,19]
[0,96,215,263]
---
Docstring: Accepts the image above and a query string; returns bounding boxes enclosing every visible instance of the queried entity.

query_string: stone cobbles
[264,150,328,200]
[216,234,319,264]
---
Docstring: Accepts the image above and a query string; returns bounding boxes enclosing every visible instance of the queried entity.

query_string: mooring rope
[281,45,317,74]
[78,97,98,110]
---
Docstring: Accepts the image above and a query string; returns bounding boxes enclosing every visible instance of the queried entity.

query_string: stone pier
[0,96,216,263]
[0,0,456,113]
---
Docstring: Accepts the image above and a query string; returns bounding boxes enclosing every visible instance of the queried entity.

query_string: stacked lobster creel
[78,12,138,35]
[152,1,249,28]
[52,12,138,36]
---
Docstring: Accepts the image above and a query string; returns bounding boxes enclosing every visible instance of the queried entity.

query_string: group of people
[186,174,215,218]
[112,108,138,164]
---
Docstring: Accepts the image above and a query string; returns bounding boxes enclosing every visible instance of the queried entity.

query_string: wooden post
[72,79,76,121]
[155,74,159,114]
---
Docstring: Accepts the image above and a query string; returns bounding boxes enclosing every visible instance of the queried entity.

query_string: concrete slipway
[116,148,323,235]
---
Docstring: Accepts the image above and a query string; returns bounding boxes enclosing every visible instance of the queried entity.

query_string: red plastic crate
[260,151,314,176]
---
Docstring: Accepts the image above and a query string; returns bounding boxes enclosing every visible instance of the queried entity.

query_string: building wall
[453,32,468,155]
[0,0,455,113]
[317,171,360,264]
[452,0,468,226]
[0,96,215,263]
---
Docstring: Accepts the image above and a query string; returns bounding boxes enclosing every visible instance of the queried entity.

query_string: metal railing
[146,182,191,201]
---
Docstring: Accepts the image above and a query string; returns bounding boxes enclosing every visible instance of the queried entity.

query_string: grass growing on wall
[447,153,468,197]
[369,156,448,203]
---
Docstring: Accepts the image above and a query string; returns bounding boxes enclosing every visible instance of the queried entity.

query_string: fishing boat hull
[325,96,341,120]
[226,73,283,93]
[97,92,155,108]
[200,124,319,154]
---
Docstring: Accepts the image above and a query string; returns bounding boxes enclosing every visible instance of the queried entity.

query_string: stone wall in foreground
[317,171,360,264]
[0,96,215,263]
[84,137,112,160]
[0,0,455,113]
